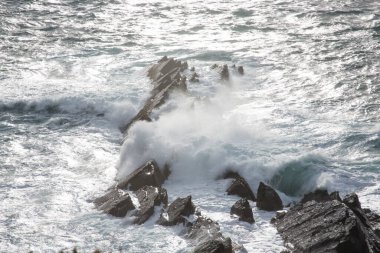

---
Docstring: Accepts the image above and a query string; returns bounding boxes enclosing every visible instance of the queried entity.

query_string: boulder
[274,200,380,253]
[187,216,233,253]
[300,189,341,203]
[224,171,256,201]
[157,196,196,226]
[230,198,254,224]
[133,186,168,225]
[256,182,283,211]
[121,57,188,136]
[96,190,135,217]
[220,64,229,80]
[190,72,200,82]
[192,239,233,253]
[237,66,244,75]
[117,160,165,191]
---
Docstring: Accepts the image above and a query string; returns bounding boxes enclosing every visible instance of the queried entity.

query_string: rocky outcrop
[95,190,135,217]
[224,171,256,201]
[300,189,341,203]
[133,186,168,225]
[256,182,283,211]
[274,199,380,253]
[230,198,254,224]
[121,57,188,136]
[157,196,196,226]
[117,160,166,191]
[363,208,380,237]
[187,216,233,253]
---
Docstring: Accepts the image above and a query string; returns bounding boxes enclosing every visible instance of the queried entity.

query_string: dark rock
[192,239,232,253]
[225,171,256,201]
[96,190,135,217]
[330,191,342,202]
[301,189,332,203]
[256,182,283,211]
[274,200,380,253]
[237,66,244,75]
[187,216,233,253]
[181,61,188,71]
[190,72,200,82]
[190,66,195,71]
[220,64,229,80]
[157,196,196,226]
[117,160,165,191]
[211,64,218,69]
[133,186,168,225]
[121,57,188,136]
[363,208,380,237]
[230,198,254,224]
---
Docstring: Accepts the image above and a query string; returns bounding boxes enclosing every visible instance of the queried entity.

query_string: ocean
[1,0,380,252]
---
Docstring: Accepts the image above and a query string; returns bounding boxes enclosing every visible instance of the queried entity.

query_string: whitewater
[1,0,380,252]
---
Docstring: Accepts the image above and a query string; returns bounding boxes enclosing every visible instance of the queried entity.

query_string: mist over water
[1,0,380,252]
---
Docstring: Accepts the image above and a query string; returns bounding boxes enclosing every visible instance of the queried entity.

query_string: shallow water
[1,0,380,252]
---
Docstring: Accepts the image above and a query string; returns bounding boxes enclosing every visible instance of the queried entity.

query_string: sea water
[1,0,380,252]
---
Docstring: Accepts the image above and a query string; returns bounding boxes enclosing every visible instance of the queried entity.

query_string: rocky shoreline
[91,57,380,253]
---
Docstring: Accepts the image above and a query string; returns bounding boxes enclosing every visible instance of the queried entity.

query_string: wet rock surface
[224,171,256,201]
[300,189,341,203]
[96,190,135,218]
[121,57,188,136]
[230,198,254,224]
[187,216,234,253]
[256,182,283,211]
[157,196,196,226]
[133,186,168,225]
[274,199,380,253]
[116,160,165,191]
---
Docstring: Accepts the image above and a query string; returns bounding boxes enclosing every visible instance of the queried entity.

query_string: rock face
[157,196,196,226]
[230,198,254,224]
[94,189,135,217]
[187,216,233,253]
[121,57,188,136]
[301,189,341,203]
[256,182,283,211]
[133,186,168,225]
[117,160,165,191]
[274,199,380,253]
[224,171,256,201]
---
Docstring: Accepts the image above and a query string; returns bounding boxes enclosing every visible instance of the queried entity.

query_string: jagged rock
[121,57,188,136]
[220,64,229,80]
[133,186,168,225]
[230,198,254,224]
[274,200,380,253]
[157,196,196,226]
[237,66,244,75]
[192,239,233,253]
[256,182,283,211]
[117,160,165,191]
[96,190,135,217]
[190,66,195,71]
[190,72,200,82]
[211,64,218,69]
[224,171,256,201]
[363,208,380,237]
[300,189,341,203]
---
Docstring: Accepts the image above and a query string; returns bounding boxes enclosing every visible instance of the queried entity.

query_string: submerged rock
[224,171,256,201]
[117,160,165,191]
[274,199,380,253]
[96,190,135,217]
[133,186,168,225]
[157,196,196,226]
[230,198,254,224]
[256,182,283,211]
